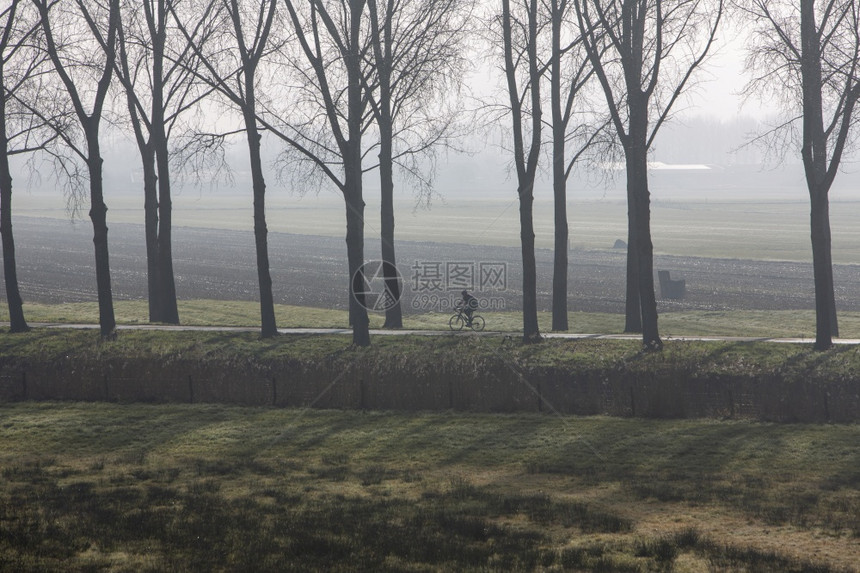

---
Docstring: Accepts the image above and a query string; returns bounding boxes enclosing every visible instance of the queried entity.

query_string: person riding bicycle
[458,290,478,326]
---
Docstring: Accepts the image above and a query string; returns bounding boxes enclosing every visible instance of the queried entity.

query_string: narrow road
[6,322,860,345]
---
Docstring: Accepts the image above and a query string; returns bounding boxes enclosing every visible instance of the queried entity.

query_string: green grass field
[0,403,857,572]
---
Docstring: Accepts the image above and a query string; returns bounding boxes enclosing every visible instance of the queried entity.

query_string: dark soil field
[7,216,860,315]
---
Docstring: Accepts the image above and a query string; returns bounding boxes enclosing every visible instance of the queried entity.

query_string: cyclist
[458,290,478,326]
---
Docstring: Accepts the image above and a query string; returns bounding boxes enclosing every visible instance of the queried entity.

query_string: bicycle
[449,305,485,331]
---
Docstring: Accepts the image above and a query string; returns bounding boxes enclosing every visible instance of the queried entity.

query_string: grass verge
[1,329,859,420]
[1,326,858,375]
[0,403,857,572]
[4,299,860,338]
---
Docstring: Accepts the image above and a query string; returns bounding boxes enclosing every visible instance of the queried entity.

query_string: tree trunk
[502,0,542,343]
[800,0,838,350]
[345,0,370,347]
[810,189,837,348]
[85,123,116,338]
[624,188,641,333]
[623,104,642,334]
[154,137,179,324]
[520,186,541,342]
[550,1,568,332]
[370,2,402,330]
[626,141,661,350]
[551,139,568,332]
[121,53,159,323]
[0,106,28,332]
[244,110,278,338]
[623,94,648,339]
[346,190,371,346]
[635,182,661,350]
[141,148,160,323]
[379,115,402,328]
[151,3,179,325]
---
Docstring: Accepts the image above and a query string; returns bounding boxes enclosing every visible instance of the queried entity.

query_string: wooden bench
[658,270,686,300]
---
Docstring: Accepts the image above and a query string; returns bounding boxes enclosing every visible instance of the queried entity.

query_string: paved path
[6,322,860,345]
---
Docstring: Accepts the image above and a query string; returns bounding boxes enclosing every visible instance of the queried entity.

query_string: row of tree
[1,0,469,346]
[2,0,859,352]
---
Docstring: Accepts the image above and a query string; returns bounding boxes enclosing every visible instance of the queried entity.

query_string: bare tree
[740,0,860,350]
[114,0,208,325]
[575,0,723,350]
[547,0,603,332]
[498,0,544,342]
[171,0,280,337]
[1,0,52,333]
[272,0,373,346]
[33,0,120,338]
[365,0,473,328]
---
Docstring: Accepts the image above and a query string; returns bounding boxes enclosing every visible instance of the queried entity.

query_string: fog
[16,112,859,210]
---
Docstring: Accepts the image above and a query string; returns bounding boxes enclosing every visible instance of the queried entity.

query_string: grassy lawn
[0,403,857,572]
[1,324,858,376]
[5,299,860,339]
[2,300,858,569]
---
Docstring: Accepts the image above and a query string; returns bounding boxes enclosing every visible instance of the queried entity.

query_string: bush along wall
[0,332,858,422]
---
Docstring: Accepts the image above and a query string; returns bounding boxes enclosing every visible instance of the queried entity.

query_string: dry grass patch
[0,404,857,571]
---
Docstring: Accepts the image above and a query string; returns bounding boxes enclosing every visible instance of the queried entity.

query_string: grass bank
[0,403,857,572]
[1,329,859,421]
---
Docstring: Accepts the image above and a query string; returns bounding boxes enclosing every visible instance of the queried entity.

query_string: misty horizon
[13,114,860,205]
